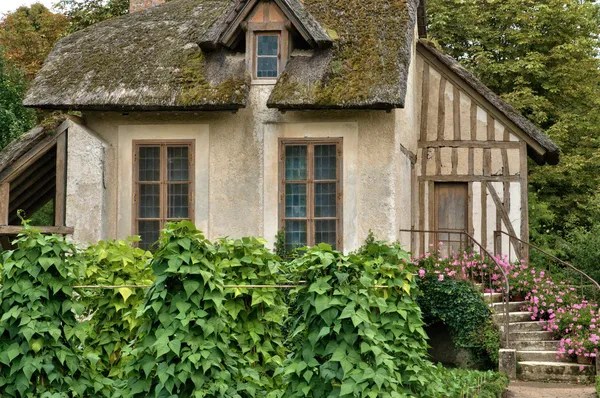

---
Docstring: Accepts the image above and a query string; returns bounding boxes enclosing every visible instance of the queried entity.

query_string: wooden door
[434,182,468,255]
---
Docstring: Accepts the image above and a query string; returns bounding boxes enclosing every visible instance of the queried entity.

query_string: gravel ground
[505,381,596,398]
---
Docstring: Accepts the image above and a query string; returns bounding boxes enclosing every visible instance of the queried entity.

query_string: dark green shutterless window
[280,139,342,251]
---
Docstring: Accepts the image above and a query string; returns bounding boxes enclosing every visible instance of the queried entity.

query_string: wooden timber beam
[0,226,73,235]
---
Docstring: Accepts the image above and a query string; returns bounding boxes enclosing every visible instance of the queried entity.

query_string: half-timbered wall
[413,48,527,258]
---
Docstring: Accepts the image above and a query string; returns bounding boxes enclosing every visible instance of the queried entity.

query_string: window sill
[252,79,278,86]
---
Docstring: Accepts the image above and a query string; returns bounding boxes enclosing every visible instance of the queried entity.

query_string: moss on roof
[268,0,419,109]
[24,0,250,111]
[25,0,418,111]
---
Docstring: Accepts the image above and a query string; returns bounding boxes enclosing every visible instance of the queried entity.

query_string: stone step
[483,292,503,303]
[518,361,595,383]
[490,301,527,313]
[511,340,559,351]
[510,331,554,341]
[500,321,547,333]
[516,350,571,363]
[493,311,534,323]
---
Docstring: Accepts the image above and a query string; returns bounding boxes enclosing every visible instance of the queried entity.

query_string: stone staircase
[484,291,596,383]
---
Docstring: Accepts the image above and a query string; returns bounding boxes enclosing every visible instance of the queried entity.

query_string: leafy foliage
[79,238,154,378]
[417,275,498,368]
[55,0,129,33]
[427,0,600,246]
[0,225,111,396]
[284,243,436,397]
[0,3,68,79]
[121,221,288,397]
[431,367,508,398]
[0,50,35,150]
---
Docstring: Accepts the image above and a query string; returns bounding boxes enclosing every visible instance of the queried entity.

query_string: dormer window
[256,33,280,79]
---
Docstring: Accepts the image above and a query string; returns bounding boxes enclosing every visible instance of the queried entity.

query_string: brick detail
[130,0,166,13]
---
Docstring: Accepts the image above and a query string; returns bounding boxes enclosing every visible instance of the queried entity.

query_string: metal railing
[494,230,600,301]
[400,229,511,348]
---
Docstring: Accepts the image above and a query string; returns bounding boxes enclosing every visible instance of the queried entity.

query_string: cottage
[0,0,558,256]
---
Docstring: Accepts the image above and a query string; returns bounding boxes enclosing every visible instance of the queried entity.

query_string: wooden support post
[0,182,8,225]
[55,132,67,227]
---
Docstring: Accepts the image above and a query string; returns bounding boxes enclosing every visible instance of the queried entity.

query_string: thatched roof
[24,0,250,111]
[418,41,560,165]
[25,0,418,111]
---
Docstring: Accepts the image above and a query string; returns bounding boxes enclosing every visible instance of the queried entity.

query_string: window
[280,139,342,251]
[133,141,194,250]
[434,182,468,254]
[255,33,280,79]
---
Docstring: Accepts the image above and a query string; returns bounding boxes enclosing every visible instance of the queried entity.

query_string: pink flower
[438,274,444,281]
[419,269,426,278]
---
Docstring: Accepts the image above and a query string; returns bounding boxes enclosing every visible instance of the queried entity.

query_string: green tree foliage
[0,3,68,79]
[55,0,130,33]
[79,238,154,378]
[427,0,600,243]
[0,51,35,150]
[284,242,436,397]
[121,221,288,397]
[0,225,111,396]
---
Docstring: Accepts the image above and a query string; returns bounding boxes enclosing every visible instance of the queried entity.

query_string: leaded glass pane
[285,220,307,250]
[138,220,160,250]
[139,184,160,218]
[315,182,336,218]
[257,57,278,78]
[314,145,337,180]
[285,183,307,218]
[139,146,160,182]
[285,146,307,180]
[167,146,189,182]
[168,184,189,218]
[257,35,279,56]
[315,220,337,249]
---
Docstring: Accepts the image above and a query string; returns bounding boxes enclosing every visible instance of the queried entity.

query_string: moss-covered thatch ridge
[267,0,419,110]
[24,0,250,111]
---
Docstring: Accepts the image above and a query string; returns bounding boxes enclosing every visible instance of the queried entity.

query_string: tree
[0,50,36,150]
[55,0,129,33]
[0,3,68,79]
[427,0,600,246]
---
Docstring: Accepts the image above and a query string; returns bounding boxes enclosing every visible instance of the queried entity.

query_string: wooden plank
[451,148,458,175]
[428,181,435,246]
[419,63,430,142]
[10,179,55,217]
[469,100,476,176]
[453,85,461,141]
[486,182,522,258]
[0,226,74,235]
[0,182,8,225]
[419,181,425,255]
[55,132,67,227]
[419,175,520,182]
[0,135,57,184]
[11,150,55,189]
[520,142,529,262]
[468,182,474,236]
[481,181,487,250]
[418,140,521,149]
[435,147,441,175]
[437,77,446,140]
[11,162,55,199]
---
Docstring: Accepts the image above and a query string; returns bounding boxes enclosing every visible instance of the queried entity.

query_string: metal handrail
[494,230,600,301]
[399,228,511,348]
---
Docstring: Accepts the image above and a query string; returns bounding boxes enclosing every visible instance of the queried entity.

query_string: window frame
[254,31,281,80]
[132,140,195,247]
[278,138,343,251]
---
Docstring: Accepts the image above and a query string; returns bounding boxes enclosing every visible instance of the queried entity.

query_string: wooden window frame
[253,31,281,80]
[132,140,195,244]
[278,138,343,251]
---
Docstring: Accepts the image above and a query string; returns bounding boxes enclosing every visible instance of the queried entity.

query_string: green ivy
[417,276,499,368]
[283,243,436,397]
[79,237,154,378]
[121,221,287,397]
[0,225,111,396]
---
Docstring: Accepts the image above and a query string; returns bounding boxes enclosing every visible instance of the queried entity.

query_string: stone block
[499,349,516,379]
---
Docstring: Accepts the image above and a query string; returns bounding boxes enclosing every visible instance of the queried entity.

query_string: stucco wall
[65,121,107,244]
[81,84,413,251]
